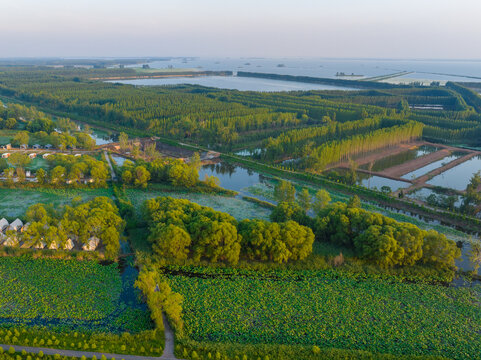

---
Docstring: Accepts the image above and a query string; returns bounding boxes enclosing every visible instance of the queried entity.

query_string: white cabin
[0,218,8,232]
[82,236,100,251]
[8,219,23,232]
[64,238,75,250]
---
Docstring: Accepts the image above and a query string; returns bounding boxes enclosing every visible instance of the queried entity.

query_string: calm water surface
[127,58,481,83]
[110,76,356,92]
[401,154,462,180]
[427,156,481,191]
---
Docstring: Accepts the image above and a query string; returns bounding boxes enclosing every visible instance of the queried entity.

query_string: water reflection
[199,162,266,193]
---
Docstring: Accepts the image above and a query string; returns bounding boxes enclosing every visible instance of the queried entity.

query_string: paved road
[160,313,177,360]
[0,314,181,360]
[104,150,117,182]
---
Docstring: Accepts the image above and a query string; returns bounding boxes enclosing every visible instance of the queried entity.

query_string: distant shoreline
[91,70,233,81]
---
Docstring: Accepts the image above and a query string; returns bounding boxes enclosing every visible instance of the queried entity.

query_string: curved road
[0,314,180,360]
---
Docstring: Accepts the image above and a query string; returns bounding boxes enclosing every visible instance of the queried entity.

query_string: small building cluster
[0,218,100,251]
[0,144,54,150]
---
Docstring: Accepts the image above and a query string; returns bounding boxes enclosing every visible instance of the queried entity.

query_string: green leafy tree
[150,224,192,261]
[297,188,311,212]
[239,219,282,262]
[90,163,109,186]
[122,169,133,184]
[134,166,151,188]
[274,180,296,203]
[8,153,31,168]
[354,225,404,268]
[469,243,481,274]
[25,203,50,223]
[16,167,26,182]
[36,168,47,184]
[12,131,29,147]
[312,189,331,214]
[135,269,184,332]
[4,118,17,129]
[189,219,241,265]
[279,220,315,261]
[50,166,66,185]
[4,168,14,185]
[119,132,129,151]
[270,202,310,226]
[422,230,462,270]
[0,158,8,173]
[348,195,361,209]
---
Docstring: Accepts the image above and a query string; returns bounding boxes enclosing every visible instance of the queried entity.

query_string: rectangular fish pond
[426,155,481,191]
[401,153,464,180]
[358,144,440,172]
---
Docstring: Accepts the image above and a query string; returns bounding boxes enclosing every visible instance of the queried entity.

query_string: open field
[0,188,113,218]
[168,268,481,360]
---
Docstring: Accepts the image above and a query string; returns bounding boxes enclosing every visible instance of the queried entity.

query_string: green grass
[125,188,271,221]
[0,129,17,145]
[0,187,113,219]
[168,268,481,360]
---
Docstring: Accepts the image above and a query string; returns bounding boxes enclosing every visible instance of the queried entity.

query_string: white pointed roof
[0,218,8,232]
[82,236,100,251]
[64,238,75,250]
[8,219,23,231]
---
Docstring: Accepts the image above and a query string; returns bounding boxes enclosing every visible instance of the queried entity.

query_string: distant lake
[108,76,355,92]
[124,57,481,83]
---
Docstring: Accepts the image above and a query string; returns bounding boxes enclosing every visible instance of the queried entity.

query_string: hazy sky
[1,0,481,59]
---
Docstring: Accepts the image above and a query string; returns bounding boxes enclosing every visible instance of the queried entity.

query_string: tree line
[262,117,383,160]
[269,180,460,270]
[302,121,423,171]
[142,197,315,265]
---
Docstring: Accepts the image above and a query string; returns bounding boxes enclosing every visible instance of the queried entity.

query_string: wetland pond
[359,145,439,172]
[427,155,481,191]
[74,121,117,145]
[401,153,463,180]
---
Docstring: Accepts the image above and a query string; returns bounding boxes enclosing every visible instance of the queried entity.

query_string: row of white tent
[0,218,100,251]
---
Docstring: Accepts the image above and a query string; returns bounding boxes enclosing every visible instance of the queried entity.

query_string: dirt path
[355,168,413,183]
[332,141,478,172]
[0,315,180,360]
[381,149,451,178]
[394,153,478,197]
[413,152,477,190]
[331,141,425,170]
[161,313,178,360]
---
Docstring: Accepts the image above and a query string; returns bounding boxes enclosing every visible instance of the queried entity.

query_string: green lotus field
[169,268,481,360]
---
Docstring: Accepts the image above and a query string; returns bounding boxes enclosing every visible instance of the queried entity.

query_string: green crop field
[0,257,151,333]
[168,268,481,360]
[0,188,113,218]
[125,188,271,221]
